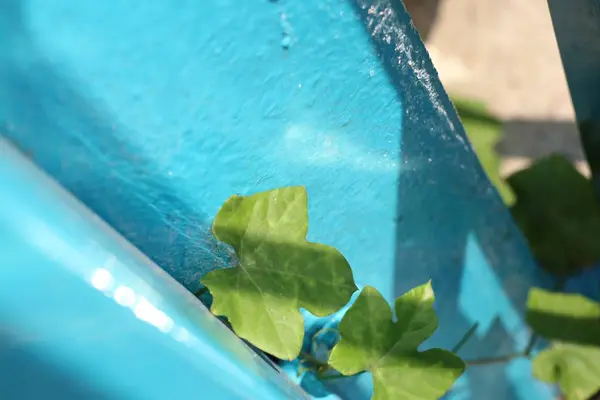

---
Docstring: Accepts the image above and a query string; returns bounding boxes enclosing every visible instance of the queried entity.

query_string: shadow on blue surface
[340,2,555,399]
[0,331,109,399]
[0,0,587,398]
[546,0,600,194]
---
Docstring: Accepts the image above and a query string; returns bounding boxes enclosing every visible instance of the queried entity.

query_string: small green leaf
[202,186,357,360]
[527,288,600,400]
[532,344,600,400]
[452,97,515,205]
[507,155,600,276]
[526,288,600,346]
[329,283,465,400]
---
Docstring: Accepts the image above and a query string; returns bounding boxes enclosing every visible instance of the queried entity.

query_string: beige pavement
[405,0,590,176]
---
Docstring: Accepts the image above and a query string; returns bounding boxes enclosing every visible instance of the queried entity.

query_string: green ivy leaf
[329,283,465,400]
[533,344,600,400]
[452,97,515,205]
[201,186,357,360]
[526,288,600,346]
[507,155,600,276]
[527,288,600,400]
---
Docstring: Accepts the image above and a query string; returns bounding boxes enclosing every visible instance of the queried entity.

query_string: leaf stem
[300,351,324,365]
[464,277,568,366]
[318,372,347,381]
[523,333,538,357]
[451,322,479,353]
[464,352,523,366]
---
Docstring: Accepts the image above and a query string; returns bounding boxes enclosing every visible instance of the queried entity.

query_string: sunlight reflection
[90,268,176,334]
[21,212,238,356]
[173,327,190,343]
[22,212,179,337]
[82,267,255,389]
[114,285,137,307]
[2,139,262,394]
[282,124,400,172]
[90,268,114,291]
[134,296,174,333]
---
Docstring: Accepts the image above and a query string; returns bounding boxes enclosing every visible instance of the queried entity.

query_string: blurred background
[404,0,588,177]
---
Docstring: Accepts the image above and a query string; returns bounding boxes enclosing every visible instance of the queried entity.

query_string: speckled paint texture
[0,0,556,398]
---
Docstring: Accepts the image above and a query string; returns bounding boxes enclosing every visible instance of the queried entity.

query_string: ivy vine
[456,98,600,400]
[510,155,600,399]
[191,102,600,400]
[195,174,600,399]
[199,186,465,399]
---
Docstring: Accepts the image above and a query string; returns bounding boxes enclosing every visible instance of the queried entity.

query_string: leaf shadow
[527,310,600,347]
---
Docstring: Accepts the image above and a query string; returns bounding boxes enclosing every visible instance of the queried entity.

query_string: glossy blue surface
[0,139,307,399]
[0,0,556,398]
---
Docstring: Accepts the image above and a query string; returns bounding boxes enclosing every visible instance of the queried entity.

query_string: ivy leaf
[201,186,357,360]
[527,288,600,400]
[452,96,515,205]
[507,155,600,276]
[329,283,465,400]
[533,344,600,400]
[526,288,600,346]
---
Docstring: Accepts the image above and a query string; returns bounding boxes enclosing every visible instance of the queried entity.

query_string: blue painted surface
[546,0,600,189]
[0,139,307,400]
[547,0,600,121]
[0,0,557,398]
[563,266,600,302]
[544,0,600,363]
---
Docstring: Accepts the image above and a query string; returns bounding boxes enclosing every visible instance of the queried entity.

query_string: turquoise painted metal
[547,0,600,190]
[0,0,560,398]
[545,0,600,335]
[0,139,307,399]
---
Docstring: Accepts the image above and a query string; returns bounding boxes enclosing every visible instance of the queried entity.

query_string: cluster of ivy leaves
[200,186,465,400]
[455,97,600,400]
[195,99,600,399]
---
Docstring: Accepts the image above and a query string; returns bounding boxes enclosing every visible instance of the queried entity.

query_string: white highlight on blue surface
[114,285,137,307]
[282,124,399,172]
[134,296,174,334]
[91,267,115,291]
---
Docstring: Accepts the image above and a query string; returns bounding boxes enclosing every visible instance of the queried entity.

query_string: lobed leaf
[508,155,600,276]
[527,288,600,400]
[201,186,357,360]
[526,288,600,346]
[532,344,600,400]
[329,283,465,400]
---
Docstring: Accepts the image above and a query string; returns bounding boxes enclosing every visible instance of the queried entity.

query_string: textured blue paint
[563,266,600,302]
[0,0,403,298]
[0,139,307,400]
[0,0,558,398]
[547,0,600,120]
[545,1,600,381]
[546,0,600,122]
[546,0,600,190]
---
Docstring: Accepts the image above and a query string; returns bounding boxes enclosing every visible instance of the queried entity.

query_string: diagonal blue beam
[0,139,307,400]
